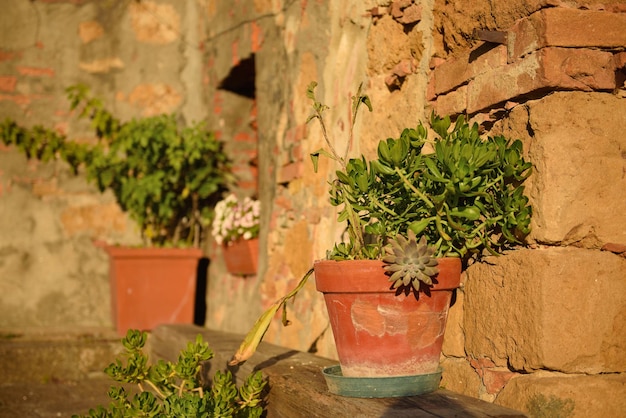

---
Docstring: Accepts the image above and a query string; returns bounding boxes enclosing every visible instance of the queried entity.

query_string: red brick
[274,195,293,211]
[0,94,31,106]
[233,132,255,144]
[16,66,55,77]
[510,8,626,61]
[482,369,518,395]
[37,0,85,3]
[615,52,626,70]
[396,4,422,25]
[232,40,240,66]
[602,243,626,255]
[0,76,17,92]
[470,356,497,372]
[239,148,258,161]
[0,51,21,62]
[429,85,467,117]
[277,161,303,184]
[467,47,615,114]
[290,143,303,161]
[251,21,263,52]
[237,180,258,193]
[430,44,507,96]
[213,91,223,115]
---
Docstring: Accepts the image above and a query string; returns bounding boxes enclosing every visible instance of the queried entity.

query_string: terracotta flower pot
[222,238,259,276]
[314,257,461,378]
[106,246,203,335]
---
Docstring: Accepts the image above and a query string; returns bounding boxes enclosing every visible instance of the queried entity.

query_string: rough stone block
[441,286,465,358]
[522,92,626,246]
[495,371,626,418]
[440,357,482,398]
[125,83,182,116]
[464,247,626,374]
[128,1,180,45]
[78,20,104,44]
[79,57,125,74]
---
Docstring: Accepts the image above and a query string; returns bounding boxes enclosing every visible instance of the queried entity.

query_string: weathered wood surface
[150,324,527,418]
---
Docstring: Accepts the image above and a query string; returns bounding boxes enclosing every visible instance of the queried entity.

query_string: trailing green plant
[0,84,231,247]
[229,81,532,365]
[73,329,266,418]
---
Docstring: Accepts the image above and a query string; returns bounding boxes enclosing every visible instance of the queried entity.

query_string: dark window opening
[218,55,256,98]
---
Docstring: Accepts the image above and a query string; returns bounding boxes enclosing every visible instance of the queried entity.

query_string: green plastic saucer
[322,365,442,398]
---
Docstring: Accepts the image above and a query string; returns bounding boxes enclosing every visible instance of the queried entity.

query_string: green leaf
[431,113,451,138]
[408,218,433,235]
[306,81,318,100]
[335,170,352,185]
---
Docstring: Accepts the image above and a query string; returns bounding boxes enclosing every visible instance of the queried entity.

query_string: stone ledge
[150,324,527,417]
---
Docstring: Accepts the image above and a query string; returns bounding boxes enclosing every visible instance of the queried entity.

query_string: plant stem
[314,112,344,169]
[144,380,168,400]
[395,167,435,209]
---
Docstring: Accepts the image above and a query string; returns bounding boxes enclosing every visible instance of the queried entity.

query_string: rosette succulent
[383,230,439,292]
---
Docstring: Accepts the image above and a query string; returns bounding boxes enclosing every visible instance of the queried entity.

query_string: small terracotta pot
[314,258,461,377]
[106,246,202,336]
[222,238,259,276]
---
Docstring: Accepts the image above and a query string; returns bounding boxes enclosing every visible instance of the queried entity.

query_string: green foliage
[526,394,575,418]
[307,82,532,264]
[73,329,266,418]
[0,85,231,247]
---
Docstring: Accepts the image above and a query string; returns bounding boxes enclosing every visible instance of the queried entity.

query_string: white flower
[211,194,260,245]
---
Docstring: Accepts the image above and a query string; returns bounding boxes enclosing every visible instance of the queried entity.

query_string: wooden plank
[150,325,527,418]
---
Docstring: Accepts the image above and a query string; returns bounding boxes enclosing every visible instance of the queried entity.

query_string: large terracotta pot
[222,238,259,276]
[105,246,203,335]
[314,258,461,378]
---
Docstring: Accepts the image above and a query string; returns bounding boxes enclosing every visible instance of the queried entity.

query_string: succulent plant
[383,230,439,292]
[229,82,534,366]
[308,82,532,263]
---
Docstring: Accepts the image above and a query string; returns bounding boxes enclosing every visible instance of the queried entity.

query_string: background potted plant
[229,82,532,397]
[212,194,261,276]
[0,84,231,335]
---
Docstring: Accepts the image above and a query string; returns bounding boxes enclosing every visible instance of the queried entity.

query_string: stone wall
[427,8,626,414]
[1,1,625,416]
[0,0,226,328]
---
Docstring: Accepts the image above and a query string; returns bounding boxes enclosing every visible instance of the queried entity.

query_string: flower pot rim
[314,257,461,293]
[222,237,259,247]
[104,245,204,259]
